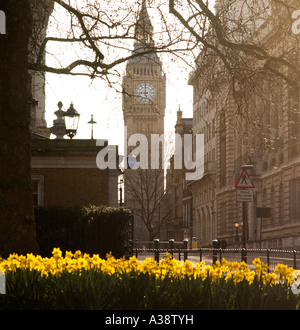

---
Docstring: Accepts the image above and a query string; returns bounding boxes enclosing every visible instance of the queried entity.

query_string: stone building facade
[187,0,300,249]
[168,108,193,241]
[31,139,119,208]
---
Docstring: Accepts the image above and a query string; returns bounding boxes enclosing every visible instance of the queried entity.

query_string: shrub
[34,205,132,258]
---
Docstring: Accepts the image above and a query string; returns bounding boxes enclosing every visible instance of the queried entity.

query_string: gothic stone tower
[122,0,166,241]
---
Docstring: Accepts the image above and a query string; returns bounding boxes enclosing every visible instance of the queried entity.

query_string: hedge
[34,205,132,258]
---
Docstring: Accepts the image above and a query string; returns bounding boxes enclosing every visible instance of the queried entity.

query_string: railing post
[154,239,159,263]
[199,248,202,263]
[266,249,270,272]
[212,240,219,264]
[241,248,247,263]
[135,239,138,258]
[130,240,134,257]
[294,250,297,269]
[183,239,188,261]
[169,239,174,258]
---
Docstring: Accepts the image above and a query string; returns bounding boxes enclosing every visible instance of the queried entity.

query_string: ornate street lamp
[63,103,80,139]
[118,170,124,207]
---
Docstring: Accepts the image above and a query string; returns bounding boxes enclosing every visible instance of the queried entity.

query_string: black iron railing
[131,239,300,271]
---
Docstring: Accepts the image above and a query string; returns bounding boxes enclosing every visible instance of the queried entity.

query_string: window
[288,86,299,145]
[291,178,300,223]
[220,202,226,235]
[220,111,226,187]
[271,186,275,226]
[182,202,191,229]
[220,136,226,186]
[279,183,284,225]
[175,188,179,218]
[32,175,44,207]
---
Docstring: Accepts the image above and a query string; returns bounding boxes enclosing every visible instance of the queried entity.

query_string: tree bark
[0,1,39,257]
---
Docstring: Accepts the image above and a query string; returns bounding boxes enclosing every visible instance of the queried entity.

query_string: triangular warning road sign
[235,170,255,189]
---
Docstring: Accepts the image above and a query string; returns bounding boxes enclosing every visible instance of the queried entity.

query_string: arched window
[262,188,267,228]
[220,111,226,187]
[201,208,206,242]
[271,186,275,226]
[206,205,211,242]
[291,178,300,223]
[279,183,284,225]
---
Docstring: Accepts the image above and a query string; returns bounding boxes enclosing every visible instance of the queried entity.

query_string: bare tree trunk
[0,1,39,257]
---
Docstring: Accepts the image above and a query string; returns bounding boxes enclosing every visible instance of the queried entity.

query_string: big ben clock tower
[123,0,166,141]
[122,0,166,240]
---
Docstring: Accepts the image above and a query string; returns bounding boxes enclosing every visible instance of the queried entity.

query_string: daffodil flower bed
[0,248,300,310]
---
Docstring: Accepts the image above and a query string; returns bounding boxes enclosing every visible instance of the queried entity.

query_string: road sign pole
[236,165,254,264]
[242,200,247,263]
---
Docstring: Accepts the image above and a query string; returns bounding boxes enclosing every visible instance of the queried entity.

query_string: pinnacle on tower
[135,0,154,45]
[214,0,222,15]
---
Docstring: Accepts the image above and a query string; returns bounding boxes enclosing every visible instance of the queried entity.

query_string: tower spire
[214,0,226,15]
[135,0,153,45]
[214,0,223,15]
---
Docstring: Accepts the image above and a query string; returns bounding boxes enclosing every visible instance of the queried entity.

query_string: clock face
[135,82,156,104]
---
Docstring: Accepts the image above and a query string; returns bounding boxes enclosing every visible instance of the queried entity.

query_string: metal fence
[131,240,300,271]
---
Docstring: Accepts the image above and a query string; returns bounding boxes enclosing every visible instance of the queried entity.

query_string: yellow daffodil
[0,248,297,291]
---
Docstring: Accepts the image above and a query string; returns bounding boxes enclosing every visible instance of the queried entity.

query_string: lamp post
[88,114,97,140]
[63,103,80,139]
[235,222,239,247]
[118,170,124,207]
[158,197,161,240]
